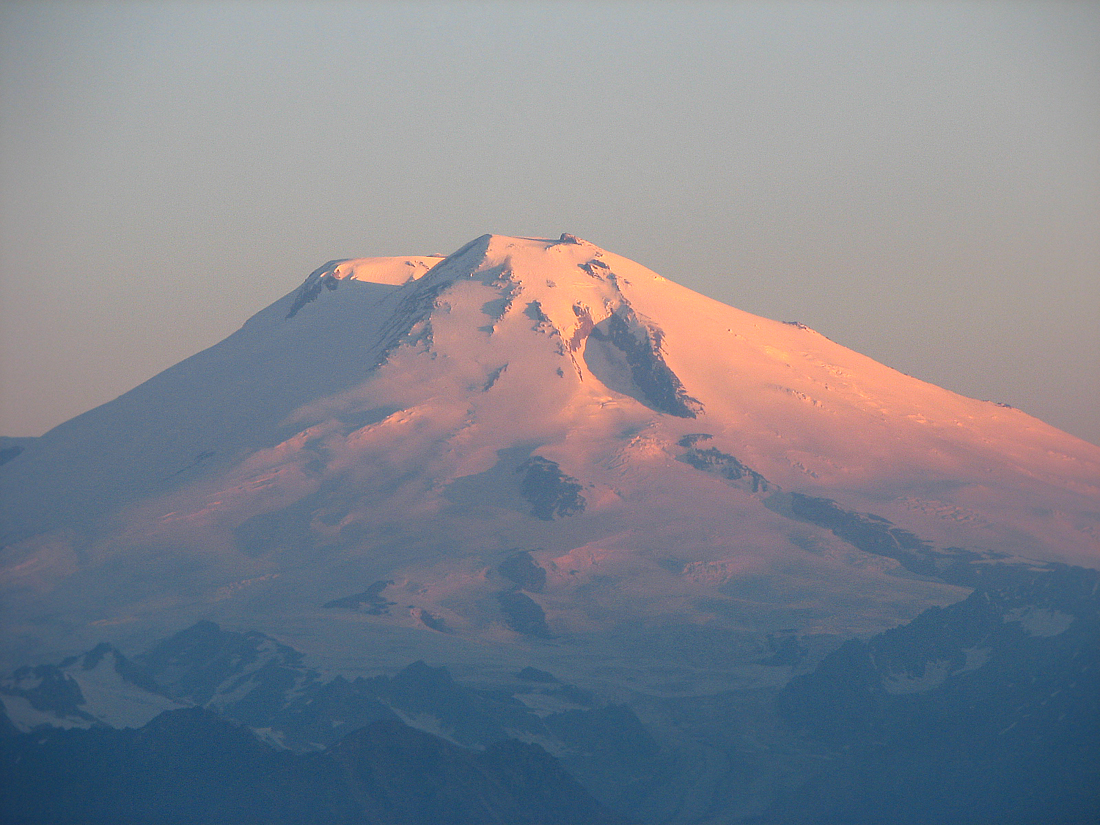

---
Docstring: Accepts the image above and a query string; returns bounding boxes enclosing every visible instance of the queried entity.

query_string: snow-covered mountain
[2,234,1098,682]
[2,233,1098,823]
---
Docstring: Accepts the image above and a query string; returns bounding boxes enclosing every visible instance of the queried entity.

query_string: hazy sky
[2,1,1098,445]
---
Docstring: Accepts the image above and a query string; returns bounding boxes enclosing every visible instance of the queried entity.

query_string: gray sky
[2,0,1098,445]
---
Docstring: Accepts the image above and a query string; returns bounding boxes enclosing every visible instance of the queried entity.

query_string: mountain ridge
[2,232,1098,821]
[0,233,1097,680]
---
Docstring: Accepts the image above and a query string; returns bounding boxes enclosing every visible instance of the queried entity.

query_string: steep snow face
[0,643,184,731]
[1,234,1098,687]
[285,256,442,318]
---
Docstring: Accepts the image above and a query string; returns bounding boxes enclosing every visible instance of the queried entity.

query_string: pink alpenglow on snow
[0,234,1097,690]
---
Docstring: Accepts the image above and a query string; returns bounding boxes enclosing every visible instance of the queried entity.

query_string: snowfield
[1,233,1097,691]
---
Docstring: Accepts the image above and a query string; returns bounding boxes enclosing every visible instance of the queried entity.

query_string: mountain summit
[1,233,1098,686]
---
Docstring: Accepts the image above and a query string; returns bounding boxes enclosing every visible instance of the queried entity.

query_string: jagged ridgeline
[2,234,1098,823]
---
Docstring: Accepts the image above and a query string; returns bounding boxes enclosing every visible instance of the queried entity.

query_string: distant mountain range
[2,234,1097,823]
